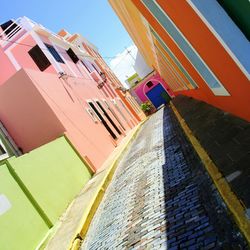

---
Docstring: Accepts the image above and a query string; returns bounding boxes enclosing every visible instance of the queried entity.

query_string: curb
[69,119,147,250]
[170,102,250,244]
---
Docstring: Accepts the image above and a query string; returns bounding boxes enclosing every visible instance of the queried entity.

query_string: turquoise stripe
[151,28,197,88]
[142,0,221,89]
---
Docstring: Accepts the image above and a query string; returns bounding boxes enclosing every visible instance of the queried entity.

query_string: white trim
[187,0,250,80]
[155,44,189,90]
[143,0,230,96]
[143,80,170,106]
[4,32,30,52]
[86,100,101,122]
[50,40,77,77]
[85,107,98,123]
[157,60,183,90]
[30,31,63,73]
[0,139,9,161]
[5,50,21,70]
[150,26,198,89]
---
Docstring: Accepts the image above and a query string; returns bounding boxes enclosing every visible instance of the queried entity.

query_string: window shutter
[67,48,79,63]
[45,43,65,63]
[28,45,51,71]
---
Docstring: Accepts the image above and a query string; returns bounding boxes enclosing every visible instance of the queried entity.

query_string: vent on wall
[146,81,154,88]
[28,45,51,71]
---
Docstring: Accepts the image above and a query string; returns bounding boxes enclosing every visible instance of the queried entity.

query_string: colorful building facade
[132,71,174,108]
[109,0,250,121]
[0,17,144,170]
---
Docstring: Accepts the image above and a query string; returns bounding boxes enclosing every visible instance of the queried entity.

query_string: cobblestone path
[81,108,248,250]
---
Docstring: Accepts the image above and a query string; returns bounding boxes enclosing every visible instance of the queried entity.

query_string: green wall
[0,133,15,161]
[0,136,92,250]
[8,136,92,224]
[0,164,49,250]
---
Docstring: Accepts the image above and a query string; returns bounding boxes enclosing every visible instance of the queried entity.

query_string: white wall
[133,51,153,79]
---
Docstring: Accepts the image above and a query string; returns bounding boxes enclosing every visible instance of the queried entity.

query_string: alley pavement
[81,108,248,250]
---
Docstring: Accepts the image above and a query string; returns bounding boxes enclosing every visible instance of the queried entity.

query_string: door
[146,84,171,108]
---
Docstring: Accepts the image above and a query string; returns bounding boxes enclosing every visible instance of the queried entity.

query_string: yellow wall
[108,0,157,70]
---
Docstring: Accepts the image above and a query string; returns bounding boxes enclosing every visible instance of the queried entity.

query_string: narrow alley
[81,108,247,250]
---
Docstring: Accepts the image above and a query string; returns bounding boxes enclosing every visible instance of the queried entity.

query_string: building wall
[133,72,174,103]
[0,18,142,170]
[0,68,135,169]
[0,136,92,250]
[0,163,49,250]
[133,51,153,79]
[109,0,250,121]
[0,48,16,85]
[79,39,144,122]
[0,69,66,153]
[8,136,92,224]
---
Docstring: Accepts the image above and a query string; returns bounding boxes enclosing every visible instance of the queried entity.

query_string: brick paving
[81,108,248,250]
[172,95,250,209]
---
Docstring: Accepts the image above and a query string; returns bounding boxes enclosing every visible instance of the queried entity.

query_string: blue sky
[0,0,134,64]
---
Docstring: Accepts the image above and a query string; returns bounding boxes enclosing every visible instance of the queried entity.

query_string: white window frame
[0,139,9,161]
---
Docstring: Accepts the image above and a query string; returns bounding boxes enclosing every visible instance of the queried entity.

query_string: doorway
[88,102,117,140]
[146,83,171,108]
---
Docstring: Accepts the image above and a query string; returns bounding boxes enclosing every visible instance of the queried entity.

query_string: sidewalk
[80,108,247,249]
[42,122,144,250]
[172,95,250,215]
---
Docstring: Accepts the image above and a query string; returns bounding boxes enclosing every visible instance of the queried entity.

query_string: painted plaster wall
[0,48,16,85]
[0,67,133,170]
[11,34,56,74]
[25,68,125,169]
[130,0,250,121]
[0,69,66,153]
[8,136,92,224]
[0,164,49,250]
[133,72,174,103]
[189,0,250,75]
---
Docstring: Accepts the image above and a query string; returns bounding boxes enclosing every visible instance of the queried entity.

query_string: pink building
[0,17,143,171]
[132,71,174,108]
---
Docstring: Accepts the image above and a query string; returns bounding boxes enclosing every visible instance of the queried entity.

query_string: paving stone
[81,107,248,250]
[173,95,250,208]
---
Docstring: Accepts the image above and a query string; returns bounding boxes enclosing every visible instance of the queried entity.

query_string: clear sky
[0,0,134,63]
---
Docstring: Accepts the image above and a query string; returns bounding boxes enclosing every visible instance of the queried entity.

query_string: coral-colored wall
[0,69,66,152]
[11,35,56,74]
[25,69,116,168]
[0,69,134,169]
[133,72,174,103]
[0,47,16,85]
[0,27,138,169]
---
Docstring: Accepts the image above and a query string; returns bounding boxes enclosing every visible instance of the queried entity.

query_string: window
[45,43,64,63]
[66,48,79,63]
[0,139,9,161]
[85,108,98,123]
[81,59,95,73]
[96,101,122,135]
[28,45,51,71]
[217,0,250,41]
[81,60,92,73]
[92,62,101,74]
[0,20,21,38]
[146,81,154,88]
[88,101,117,139]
